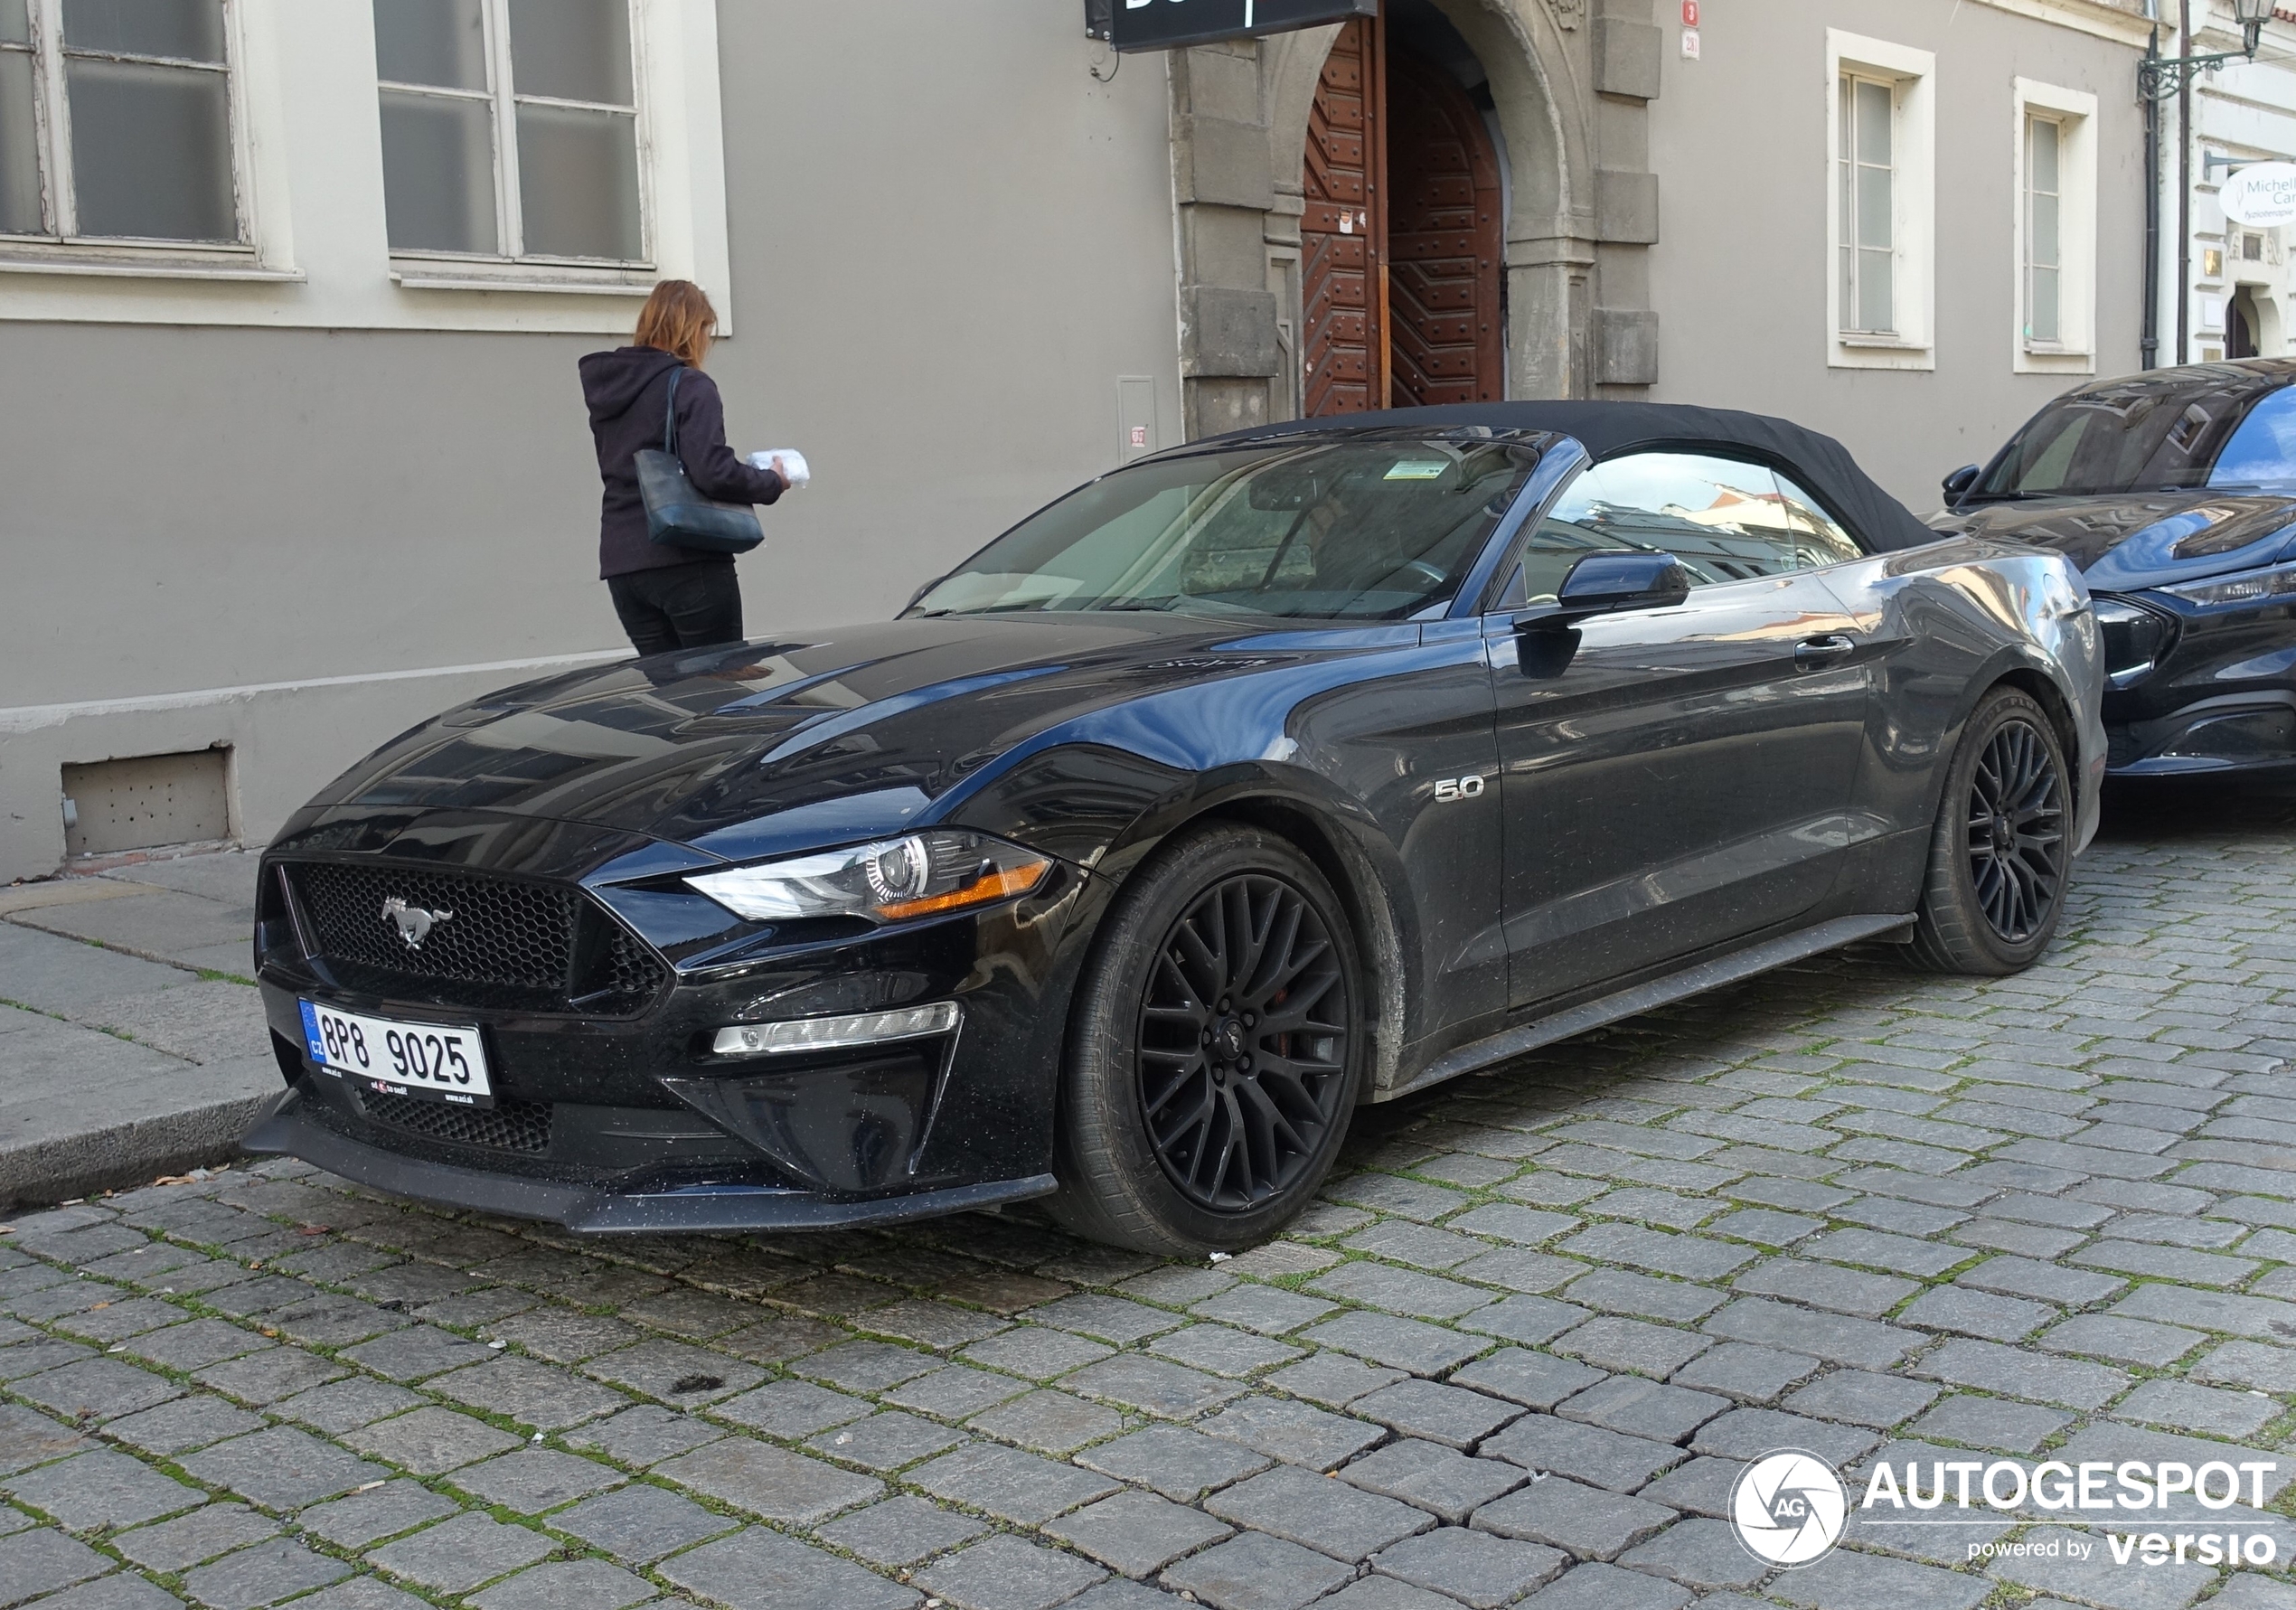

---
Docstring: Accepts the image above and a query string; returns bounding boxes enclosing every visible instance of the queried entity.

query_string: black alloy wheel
[1964,717,2066,943]
[1906,687,2073,974]
[1049,824,1367,1255]
[1136,874,1351,1211]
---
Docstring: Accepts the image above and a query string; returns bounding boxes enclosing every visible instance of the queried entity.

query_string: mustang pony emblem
[381,897,453,950]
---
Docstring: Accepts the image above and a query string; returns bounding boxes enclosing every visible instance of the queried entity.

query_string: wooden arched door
[1300,18,1505,417]
[1386,45,1505,406]
[1301,16,1384,417]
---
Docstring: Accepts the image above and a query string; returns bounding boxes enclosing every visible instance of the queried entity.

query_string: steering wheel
[1401,560,1447,587]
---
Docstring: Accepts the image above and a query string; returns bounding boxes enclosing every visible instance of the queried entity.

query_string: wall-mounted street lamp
[2141,0,2275,101]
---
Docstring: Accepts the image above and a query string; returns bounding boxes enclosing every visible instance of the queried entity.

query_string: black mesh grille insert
[604,927,662,1003]
[362,1092,554,1153]
[284,861,668,1015]
[295,862,571,987]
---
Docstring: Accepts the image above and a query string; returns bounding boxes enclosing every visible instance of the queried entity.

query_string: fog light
[713,1002,962,1057]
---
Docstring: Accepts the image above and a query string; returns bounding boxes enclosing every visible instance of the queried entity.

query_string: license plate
[298,1001,494,1107]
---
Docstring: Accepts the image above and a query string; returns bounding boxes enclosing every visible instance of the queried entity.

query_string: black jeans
[607,560,743,655]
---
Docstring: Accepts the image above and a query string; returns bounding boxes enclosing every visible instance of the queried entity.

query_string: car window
[1498,451,1818,607]
[1975,380,2264,497]
[909,438,1544,622]
[2210,387,2296,486]
[1769,469,1865,567]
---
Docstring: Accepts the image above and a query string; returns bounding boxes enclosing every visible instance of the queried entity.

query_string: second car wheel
[1904,686,2073,975]
[1049,824,1367,1256]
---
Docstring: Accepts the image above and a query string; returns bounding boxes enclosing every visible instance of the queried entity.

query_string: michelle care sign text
[2221,162,2296,229]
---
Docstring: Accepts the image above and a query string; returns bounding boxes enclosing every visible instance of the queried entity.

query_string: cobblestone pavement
[6,788,2296,1610]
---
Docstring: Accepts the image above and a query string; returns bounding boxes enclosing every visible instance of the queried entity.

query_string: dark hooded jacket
[579,345,784,579]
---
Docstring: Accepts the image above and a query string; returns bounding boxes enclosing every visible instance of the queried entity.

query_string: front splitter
[240,1096,1058,1234]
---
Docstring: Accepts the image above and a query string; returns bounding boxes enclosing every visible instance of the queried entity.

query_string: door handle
[1793,635,1858,671]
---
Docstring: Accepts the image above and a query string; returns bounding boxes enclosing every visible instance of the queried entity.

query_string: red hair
[634,279,716,366]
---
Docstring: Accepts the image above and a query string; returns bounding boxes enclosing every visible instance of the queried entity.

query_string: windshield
[908,437,1543,622]
[1976,380,2296,498]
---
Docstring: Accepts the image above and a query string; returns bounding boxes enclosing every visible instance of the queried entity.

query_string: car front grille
[282,861,668,1016]
[362,1091,555,1153]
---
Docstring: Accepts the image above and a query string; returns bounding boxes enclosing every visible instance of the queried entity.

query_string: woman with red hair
[579,279,786,654]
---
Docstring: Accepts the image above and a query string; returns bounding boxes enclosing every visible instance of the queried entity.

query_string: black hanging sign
[1089,0,1379,52]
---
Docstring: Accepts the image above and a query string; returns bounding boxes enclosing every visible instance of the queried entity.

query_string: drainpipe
[2144,25,2161,368]
[2178,0,2193,365]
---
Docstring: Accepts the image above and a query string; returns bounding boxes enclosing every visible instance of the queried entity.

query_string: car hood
[1936,490,2296,591]
[295,614,1414,866]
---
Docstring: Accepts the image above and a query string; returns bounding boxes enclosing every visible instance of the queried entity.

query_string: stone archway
[1170,0,1661,437]
[2235,282,2285,358]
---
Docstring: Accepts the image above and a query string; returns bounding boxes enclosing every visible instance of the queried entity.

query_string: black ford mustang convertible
[246,403,2104,1253]
[1942,358,2296,775]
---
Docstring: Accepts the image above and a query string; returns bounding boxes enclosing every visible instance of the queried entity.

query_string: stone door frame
[1171,0,1664,440]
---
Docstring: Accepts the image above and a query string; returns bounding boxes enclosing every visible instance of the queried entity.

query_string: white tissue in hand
[750,448,810,488]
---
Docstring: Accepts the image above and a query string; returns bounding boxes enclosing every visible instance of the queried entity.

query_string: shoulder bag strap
[662,366,684,457]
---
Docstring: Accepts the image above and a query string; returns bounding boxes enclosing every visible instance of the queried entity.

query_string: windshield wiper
[912,600,1073,617]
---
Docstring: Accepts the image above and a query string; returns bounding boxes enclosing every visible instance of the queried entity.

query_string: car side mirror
[1517,550,1692,631]
[1942,465,1981,504]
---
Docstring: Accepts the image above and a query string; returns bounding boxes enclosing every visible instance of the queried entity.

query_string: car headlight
[2092,596,2176,687]
[2157,560,2296,609]
[685,831,1051,924]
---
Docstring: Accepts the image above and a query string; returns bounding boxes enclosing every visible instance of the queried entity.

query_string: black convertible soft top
[1211,401,1938,555]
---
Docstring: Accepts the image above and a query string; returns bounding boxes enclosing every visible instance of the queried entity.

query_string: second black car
[1943,358,2296,776]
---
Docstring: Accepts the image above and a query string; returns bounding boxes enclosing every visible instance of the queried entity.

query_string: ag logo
[1729,1450,1848,1568]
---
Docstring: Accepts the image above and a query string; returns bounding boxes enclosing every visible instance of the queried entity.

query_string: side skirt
[1370,913,1915,1104]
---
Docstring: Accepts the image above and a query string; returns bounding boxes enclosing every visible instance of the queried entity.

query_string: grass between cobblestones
[3,789,2296,1609]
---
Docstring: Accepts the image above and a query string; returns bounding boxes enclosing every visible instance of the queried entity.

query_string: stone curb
[0,1088,281,1210]
[0,878,154,916]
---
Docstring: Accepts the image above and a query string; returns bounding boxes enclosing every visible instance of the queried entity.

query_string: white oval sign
[2221,161,2296,228]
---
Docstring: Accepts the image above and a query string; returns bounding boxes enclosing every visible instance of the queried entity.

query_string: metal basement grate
[362,1092,554,1153]
[284,861,669,1014]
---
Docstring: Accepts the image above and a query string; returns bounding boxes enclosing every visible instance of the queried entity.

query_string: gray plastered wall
[0,0,2157,883]
[0,2,1189,882]
[1644,0,2149,506]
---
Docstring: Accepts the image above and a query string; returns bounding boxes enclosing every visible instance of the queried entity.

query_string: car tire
[1904,687,2072,975]
[1048,824,1367,1256]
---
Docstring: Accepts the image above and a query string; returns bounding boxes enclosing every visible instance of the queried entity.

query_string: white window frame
[0,0,287,278]
[2012,78,2097,375]
[1838,72,1898,339]
[380,0,655,292]
[1826,31,1934,372]
[0,0,729,333]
